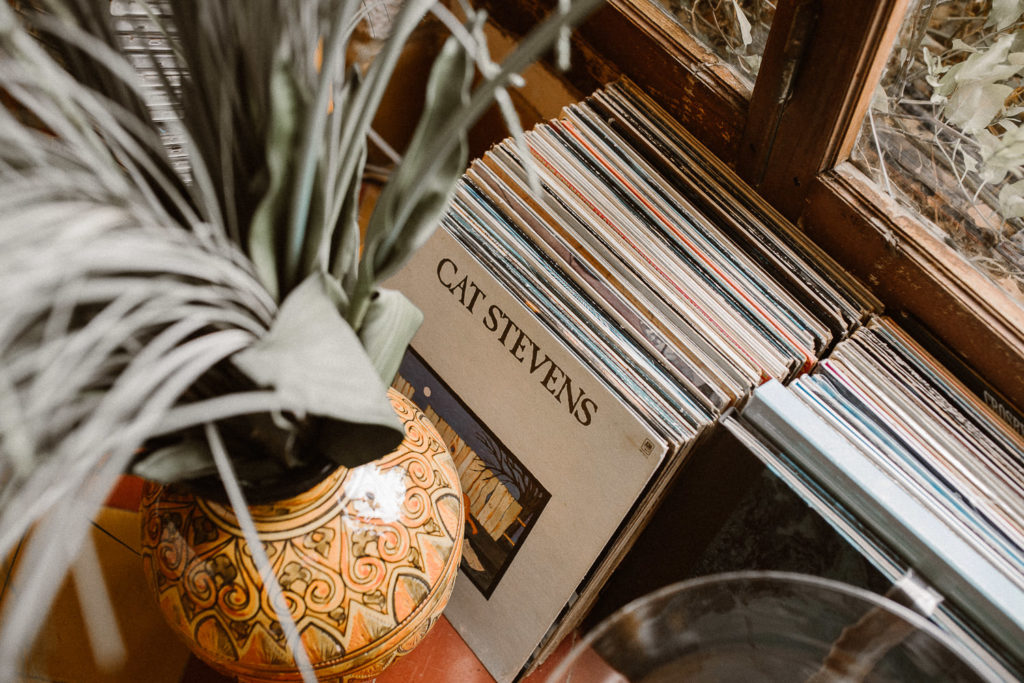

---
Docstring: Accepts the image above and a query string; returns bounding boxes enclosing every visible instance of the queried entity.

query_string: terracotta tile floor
[181,614,578,682]
[369,617,497,682]
[103,477,577,682]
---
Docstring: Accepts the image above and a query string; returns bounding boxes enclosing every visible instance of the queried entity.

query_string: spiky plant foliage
[0,0,603,675]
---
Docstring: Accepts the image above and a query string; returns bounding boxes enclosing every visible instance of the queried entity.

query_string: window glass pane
[648,0,775,84]
[851,0,1024,302]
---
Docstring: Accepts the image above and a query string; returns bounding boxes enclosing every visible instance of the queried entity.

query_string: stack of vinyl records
[469,79,878,396]
[731,317,1024,679]
[387,78,878,681]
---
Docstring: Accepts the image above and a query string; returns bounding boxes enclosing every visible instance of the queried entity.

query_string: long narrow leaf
[328,0,436,234]
[206,422,317,683]
[282,0,358,292]
[386,0,605,248]
[246,47,303,299]
[361,16,477,285]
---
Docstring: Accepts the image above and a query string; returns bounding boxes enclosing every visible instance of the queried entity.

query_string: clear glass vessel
[547,571,1000,682]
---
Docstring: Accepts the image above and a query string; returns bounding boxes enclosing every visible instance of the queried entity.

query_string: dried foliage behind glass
[853,0,1024,302]
[650,0,774,83]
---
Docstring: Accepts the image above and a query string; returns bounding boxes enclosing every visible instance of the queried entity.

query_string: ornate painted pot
[139,389,464,682]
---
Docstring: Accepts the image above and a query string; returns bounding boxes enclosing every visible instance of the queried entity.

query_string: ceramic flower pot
[139,388,464,682]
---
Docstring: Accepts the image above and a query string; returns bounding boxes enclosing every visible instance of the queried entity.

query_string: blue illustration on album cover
[394,349,550,599]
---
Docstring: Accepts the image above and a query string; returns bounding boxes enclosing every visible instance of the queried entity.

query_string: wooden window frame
[749,0,1024,413]
[477,0,1024,412]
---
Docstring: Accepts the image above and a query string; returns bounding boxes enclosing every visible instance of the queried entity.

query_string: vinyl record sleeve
[793,369,1024,584]
[441,206,695,438]
[742,380,1024,670]
[472,150,750,400]
[823,345,1024,542]
[514,132,782,383]
[449,184,711,431]
[868,318,1024,473]
[533,121,814,378]
[480,144,760,393]
[841,329,1024,500]
[385,227,674,682]
[556,107,831,358]
[589,82,879,329]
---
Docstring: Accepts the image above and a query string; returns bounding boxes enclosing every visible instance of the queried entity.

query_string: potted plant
[0,0,602,680]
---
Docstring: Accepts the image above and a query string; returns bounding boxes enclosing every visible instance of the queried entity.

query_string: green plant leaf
[730,0,752,47]
[998,179,1024,218]
[328,0,436,233]
[283,2,357,293]
[944,81,1014,133]
[363,18,477,284]
[978,122,1024,183]
[987,0,1024,30]
[327,74,367,292]
[357,288,423,384]
[231,271,404,466]
[131,440,217,483]
[248,46,304,300]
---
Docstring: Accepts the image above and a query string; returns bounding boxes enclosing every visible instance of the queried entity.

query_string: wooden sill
[471,0,749,161]
[802,162,1024,412]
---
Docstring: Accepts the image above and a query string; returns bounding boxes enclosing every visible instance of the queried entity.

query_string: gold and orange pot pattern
[139,389,464,682]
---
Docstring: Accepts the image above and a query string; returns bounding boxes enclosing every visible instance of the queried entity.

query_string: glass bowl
[546,571,998,682]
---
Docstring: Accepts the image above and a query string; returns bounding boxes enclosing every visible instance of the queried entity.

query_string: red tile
[376,616,495,683]
[521,629,583,682]
[527,637,622,682]
[179,617,495,682]
[105,474,145,511]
